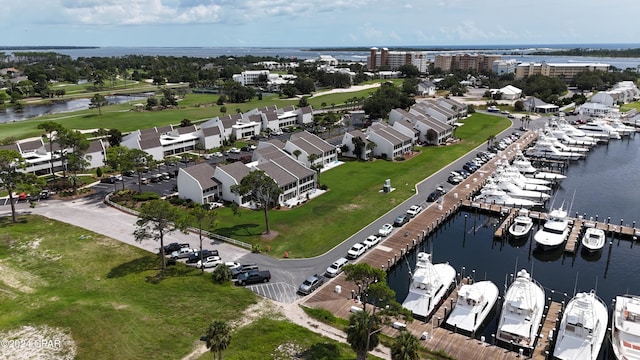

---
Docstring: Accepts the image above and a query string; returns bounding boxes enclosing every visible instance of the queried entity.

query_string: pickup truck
[235,270,271,286]
[297,274,325,295]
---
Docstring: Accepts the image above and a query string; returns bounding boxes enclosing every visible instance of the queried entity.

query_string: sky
[2,0,639,48]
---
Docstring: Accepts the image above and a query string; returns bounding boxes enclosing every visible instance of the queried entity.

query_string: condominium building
[492,59,517,75]
[367,47,429,72]
[434,54,502,73]
[515,61,610,82]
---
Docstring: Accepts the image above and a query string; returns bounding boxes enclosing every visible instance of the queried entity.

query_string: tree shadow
[107,254,204,283]
[299,342,340,360]
[216,223,260,237]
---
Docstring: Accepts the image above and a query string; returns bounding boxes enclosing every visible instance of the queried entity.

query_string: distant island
[530,48,640,57]
[0,46,99,51]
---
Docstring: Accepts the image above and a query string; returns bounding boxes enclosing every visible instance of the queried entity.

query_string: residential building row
[515,61,610,82]
[434,54,502,73]
[578,81,640,117]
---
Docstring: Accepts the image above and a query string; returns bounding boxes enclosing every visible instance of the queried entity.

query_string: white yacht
[534,205,571,249]
[508,209,534,238]
[495,164,553,188]
[492,177,551,201]
[538,133,589,153]
[510,152,567,181]
[496,269,546,349]
[545,128,597,147]
[607,118,636,136]
[474,184,542,208]
[553,291,608,360]
[552,120,602,143]
[612,294,640,360]
[579,121,621,140]
[581,227,606,253]
[525,141,584,161]
[402,252,456,319]
[445,281,499,334]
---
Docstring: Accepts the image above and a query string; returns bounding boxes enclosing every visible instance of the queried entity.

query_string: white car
[346,243,367,260]
[228,147,241,154]
[362,235,381,250]
[378,223,393,237]
[406,205,423,218]
[196,256,223,269]
[171,247,197,259]
[225,261,241,271]
[212,152,223,157]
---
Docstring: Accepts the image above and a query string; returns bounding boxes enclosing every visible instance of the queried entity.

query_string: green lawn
[212,114,510,258]
[0,215,257,359]
[0,215,381,360]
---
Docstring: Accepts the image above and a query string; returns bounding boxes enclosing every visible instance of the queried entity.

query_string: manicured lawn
[621,102,640,112]
[0,215,257,360]
[212,114,510,258]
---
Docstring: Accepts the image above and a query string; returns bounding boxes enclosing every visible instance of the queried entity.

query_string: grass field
[0,215,376,360]
[211,113,510,258]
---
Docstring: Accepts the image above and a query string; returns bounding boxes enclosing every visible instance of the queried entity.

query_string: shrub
[168,196,185,206]
[133,192,160,201]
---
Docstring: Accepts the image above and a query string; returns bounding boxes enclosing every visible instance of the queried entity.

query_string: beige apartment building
[434,54,502,72]
[367,47,429,73]
[515,61,610,82]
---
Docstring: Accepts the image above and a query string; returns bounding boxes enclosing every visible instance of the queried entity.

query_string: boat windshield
[544,227,566,235]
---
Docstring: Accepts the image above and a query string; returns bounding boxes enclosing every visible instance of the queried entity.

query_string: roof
[368,122,411,145]
[289,131,334,154]
[256,161,296,186]
[218,161,251,183]
[17,139,44,152]
[201,126,221,137]
[86,140,104,154]
[139,137,162,150]
[176,125,197,135]
[500,85,522,95]
[182,163,218,189]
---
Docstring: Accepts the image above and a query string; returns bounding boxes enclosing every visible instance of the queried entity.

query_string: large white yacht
[545,128,597,147]
[612,294,640,360]
[496,269,546,349]
[537,133,589,153]
[525,141,584,161]
[553,291,608,360]
[492,177,551,201]
[445,280,499,334]
[534,205,571,249]
[579,121,621,140]
[510,152,567,181]
[474,183,542,208]
[606,118,636,136]
[402,252,456,320]
[495,164,553,188]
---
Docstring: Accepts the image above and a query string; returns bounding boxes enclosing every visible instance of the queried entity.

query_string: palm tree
[346,309,380,360]
[190,205,216,274]
[206,320,232,360]
[365,141,377,161]
[391,331,420,360]
[292,149,301,160]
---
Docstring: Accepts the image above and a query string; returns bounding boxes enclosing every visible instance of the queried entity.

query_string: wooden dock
[494,208,519,239]
[565,219,583,253]
[532,301,563,360]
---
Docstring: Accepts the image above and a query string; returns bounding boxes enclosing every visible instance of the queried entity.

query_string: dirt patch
[0,261,46,293]
[339,203,362,212]
[0,325,77,360]
[261,230,279,241]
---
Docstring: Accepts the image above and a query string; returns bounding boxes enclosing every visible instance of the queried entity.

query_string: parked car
[185,249,220,264]
[378,223,393,237]
[196,256,223,269]
[225,262,241,271]
[236,270,271,286]
[228,147,241,154]
[406,205,423,218]
[393,214,409,227]
[39,189,50,199]
[171,247,197,259]
[362,235,381,250]
[212,152,223,157]
[347,243,367,259]
[123,170,135,177]
[448,174,463,184]
[162,242,189,254]
[325,257,349,278]
[427,187,446,202]
[297,274,325,295]
[231,264,259,278]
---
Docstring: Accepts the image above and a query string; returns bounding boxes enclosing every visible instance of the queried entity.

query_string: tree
[90,93,107,115]
[125,149,155,193]
[292,149,301,160]
[352,136,366,160]
[205,320,232,360]
[0,150,38,222]
[231,170,282,234]
[133,200,188,270]
[59,130,90,194]
[107,128,123,147]
[211,264,232,284]
[391,331,420,360]
[37,121,65,178]
[343,263,387,310]
[365,141,377,161]
[105,146,131,190]
[307,153,322,185]
[190,205,217,274]
[346,308,380,360]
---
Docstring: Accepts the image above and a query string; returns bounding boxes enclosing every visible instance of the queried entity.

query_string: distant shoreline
[0,46,99,51]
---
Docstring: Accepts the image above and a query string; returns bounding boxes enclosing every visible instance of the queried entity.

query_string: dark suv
[393,215,410,227]
[185,249,220,264]
[231,264,259,278]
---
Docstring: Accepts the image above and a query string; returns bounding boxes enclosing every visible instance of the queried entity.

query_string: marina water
[387,133,640,358]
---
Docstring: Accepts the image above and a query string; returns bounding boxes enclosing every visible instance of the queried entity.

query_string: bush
[168,196,185,206]
[394,156,405,161]
[133,192,160,201]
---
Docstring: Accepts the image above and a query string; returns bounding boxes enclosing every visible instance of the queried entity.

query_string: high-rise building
[515,61,610,82]
[367,47,429,73]
[434,54,502,73]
